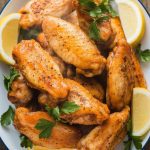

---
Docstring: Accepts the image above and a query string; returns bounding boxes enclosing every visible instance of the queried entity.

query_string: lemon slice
[0,13,21,65]
[132,88,150,136]
[115,0,145,47]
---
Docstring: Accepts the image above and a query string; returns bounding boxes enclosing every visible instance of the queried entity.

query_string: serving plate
[0,0,149,149]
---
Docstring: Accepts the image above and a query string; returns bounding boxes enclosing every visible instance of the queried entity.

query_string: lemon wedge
[0,13,21,65]
[132,88,150,136]
[115,0,145,47]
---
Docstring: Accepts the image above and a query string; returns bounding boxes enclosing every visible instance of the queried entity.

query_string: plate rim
[0,0,150,149]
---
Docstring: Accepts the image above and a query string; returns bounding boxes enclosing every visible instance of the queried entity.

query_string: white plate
[0,0,150,149]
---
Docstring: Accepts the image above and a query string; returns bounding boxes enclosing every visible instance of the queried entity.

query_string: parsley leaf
[60,101,80,114]
[45,102,80,121]
[0,106,15,126]
[4,68,20,91]
[89,21,100,40]
[124,119,142,150]
[79,0,96,9]
[79,0,118,40]
[20,135,33,148]
[45,106,60,121]
[124,140,132,150]
[35,119,55,138]
[136,44,150,62]
[132,136,142,150]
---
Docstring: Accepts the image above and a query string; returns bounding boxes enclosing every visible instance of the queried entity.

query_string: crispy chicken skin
[106,45,134,111]
[72,75,104,102]
[8,74,33,106]
[13,40,69,100]
[77,9,114,45]
[14,107,81,148]
[106,18,146,111]
[42,16,106,77]
[77,106,130,150]
[37,33,75,78]
[36,33,54,56]
[31,146,76,150]
[19,0,76,29]
[63,10,79,26]
[60,79,109,125]
[38,93,57,108]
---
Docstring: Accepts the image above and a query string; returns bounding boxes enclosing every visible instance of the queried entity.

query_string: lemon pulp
[116,0,146,47]
[2,19,19,57]
[133,94,150,132]
[118,3,137,39]
[132,88,150,136]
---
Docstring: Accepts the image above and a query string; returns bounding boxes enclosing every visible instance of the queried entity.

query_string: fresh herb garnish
[124,119,142,150]
[20,135,33,148]
[60,101,80,114]
[89,21,100,40]
[35,102,79,139]
[18,27,41,42]
[35,119,55,138]
[136,44,150,62]
[4,68,20,91]
[0,106,15,126]
[45,106,61,121]
[45,102,80,121]
[79,0,118,40]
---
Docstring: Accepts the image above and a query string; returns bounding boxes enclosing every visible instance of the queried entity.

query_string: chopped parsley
[4,68,20,91]
[124,119,142,150]
[0,106,15,127]
[35,119,55,139]
[136,44,150,62]
[79,0,118,40]
[20,135,33,148]
[35,101,80,139]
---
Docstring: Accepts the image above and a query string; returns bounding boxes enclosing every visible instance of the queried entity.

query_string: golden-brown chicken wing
[36,33,54,56]
[60,79,109,125]
[106,18,146,111]
[8,74,33,106]
[19,0,76,29]
[72,75,104,102]
[38,92,57,108]
[77,106,130,150]
[42,16,106,77]
[106,45,134,111]
[63,10,79,26]
[31,146,76,150]
[14,107,81,149]
[13,40,69,100]
[37,33,75,78]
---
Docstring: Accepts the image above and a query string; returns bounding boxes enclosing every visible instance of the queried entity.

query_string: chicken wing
[106,18,146,111]
[38,92,57,108]
[13,40,69,100]
[37,33,75,78]
[19,0,76,29]
[106,45,134,111]
[42,16,106,77]
[60,79,109,125]
[72,75,104,102]
[14,107,81,148]
[77,10,114,44]
[77,106,130,150]
[36,33,54,56]
[8,74,33,106]
[31,146,76,150]
[63,10,79,26]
